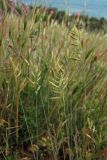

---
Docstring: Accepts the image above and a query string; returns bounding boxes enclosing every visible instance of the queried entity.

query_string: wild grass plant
[0,4,107,160]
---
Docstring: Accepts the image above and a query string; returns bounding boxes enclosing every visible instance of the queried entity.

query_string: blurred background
[23,0,107,18]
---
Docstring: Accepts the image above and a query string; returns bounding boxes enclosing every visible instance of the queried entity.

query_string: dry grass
[0,6,107,160]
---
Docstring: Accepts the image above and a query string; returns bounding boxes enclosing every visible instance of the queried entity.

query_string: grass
[0,4,107,160]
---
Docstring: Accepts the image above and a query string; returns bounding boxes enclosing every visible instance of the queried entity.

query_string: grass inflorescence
[0,1,107,160]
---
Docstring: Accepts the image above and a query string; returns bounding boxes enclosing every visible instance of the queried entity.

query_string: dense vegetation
[38,7,107,33]
[0,1,107,160]
[23,5,107,33]
[1,0,107,33]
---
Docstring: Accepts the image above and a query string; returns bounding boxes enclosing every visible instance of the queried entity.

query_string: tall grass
[0,4,107,160]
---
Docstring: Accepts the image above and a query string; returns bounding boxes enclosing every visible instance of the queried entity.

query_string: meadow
[0,2,107,160]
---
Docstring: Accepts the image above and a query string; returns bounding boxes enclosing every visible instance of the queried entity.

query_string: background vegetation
[0,1,107,160]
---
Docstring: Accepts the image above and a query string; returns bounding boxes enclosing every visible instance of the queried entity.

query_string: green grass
[0,6,107,160]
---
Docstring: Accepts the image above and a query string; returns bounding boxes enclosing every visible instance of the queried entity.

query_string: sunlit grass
[0,5,107,160]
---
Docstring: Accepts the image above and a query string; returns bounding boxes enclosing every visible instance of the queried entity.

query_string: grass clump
[0,3,107,160]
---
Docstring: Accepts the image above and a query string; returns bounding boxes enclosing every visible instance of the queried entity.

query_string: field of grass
[1,4,107,160]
